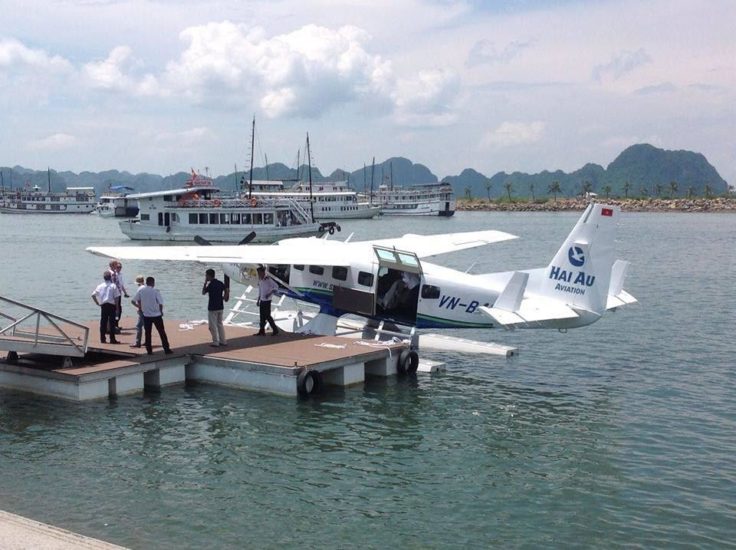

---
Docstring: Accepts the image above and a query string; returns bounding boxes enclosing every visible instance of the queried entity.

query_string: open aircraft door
[372,246,423,324]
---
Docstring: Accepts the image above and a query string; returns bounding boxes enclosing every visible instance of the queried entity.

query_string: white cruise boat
[0,184,96,214]
[372,182,456,216]
[96,186,139,218]
[119,174,330,243]
[248,180,381,220]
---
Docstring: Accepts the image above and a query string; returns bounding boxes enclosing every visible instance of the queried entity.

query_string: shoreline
[456,197,736,213]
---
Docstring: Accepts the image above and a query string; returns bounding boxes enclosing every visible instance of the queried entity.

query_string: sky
[1,0,734,184]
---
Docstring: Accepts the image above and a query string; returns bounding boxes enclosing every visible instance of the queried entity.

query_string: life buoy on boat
[212,199,221,207]
[250,198,257,207]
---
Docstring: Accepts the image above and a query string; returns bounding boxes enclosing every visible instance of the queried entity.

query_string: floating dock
[0,316,410,400]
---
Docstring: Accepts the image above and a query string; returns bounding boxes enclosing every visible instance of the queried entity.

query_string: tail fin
[540,202,617,315]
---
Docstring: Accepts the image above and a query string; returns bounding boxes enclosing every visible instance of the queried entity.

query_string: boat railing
[287,198,314,223]
[167,197,295,209]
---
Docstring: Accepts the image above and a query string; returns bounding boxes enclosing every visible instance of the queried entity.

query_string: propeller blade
[238,231,257,245]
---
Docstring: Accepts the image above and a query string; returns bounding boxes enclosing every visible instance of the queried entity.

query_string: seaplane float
[86,202,636,373]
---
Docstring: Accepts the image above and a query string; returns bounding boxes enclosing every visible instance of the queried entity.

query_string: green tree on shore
[504,182,513,201]
[704,184,713,198]
[655,183,663,197]
[464,186,472,200]
[687,185,695,198]
[669,180,678,198]
[485,181,492,203]
[623,181,631,198]
[603,185,612,198]
[529,182,535,202]
[548,181,561,202]
[581,181,593,197]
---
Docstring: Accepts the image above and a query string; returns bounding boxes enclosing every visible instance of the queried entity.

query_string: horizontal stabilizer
[606,260,638,310]
[480,299,579,329]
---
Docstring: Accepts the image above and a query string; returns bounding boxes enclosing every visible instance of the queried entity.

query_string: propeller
[238,231,257,245]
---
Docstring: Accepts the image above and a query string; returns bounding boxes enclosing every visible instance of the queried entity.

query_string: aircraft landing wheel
[297,369,323,397]
[397,349,419,375]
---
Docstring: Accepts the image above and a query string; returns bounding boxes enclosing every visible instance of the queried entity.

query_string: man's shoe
[219,343,227,347]
[272,331,279,336]
[130,344,141,348]
[101,340,107,344]
[255,331,266,336]
[110,340,120,344]
[164,349,174,355]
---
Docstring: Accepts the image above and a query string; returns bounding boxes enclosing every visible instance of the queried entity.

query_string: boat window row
[189,213,275,225]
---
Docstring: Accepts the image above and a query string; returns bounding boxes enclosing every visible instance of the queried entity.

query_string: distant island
[457,196,736,213]
[1,143,731,202]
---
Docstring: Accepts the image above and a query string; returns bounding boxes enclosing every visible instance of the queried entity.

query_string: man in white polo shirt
[133,276,172,355]
[91,270,121,344]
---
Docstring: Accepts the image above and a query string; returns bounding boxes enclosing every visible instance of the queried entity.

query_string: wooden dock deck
[0,317,410,400]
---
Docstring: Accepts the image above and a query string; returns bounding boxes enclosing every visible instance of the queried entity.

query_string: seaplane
[86,202,636,372]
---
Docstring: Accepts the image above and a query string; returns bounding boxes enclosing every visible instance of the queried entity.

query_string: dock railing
[0,296,89,363]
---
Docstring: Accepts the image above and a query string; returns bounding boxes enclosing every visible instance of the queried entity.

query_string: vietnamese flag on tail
[601,207,613,217]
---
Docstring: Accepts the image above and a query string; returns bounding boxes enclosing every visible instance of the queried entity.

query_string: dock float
[0,318,410,400]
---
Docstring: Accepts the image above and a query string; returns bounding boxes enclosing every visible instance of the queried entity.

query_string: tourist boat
[0,184,96,214]
[95,186,139,218]
[371,182,456,216]
[248,180,381,220]
[118,172,331,243]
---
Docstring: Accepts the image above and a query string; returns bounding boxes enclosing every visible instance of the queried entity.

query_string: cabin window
[264,213,273,225]
[253,213,263,225]
[209,213,218,224]
[141,214,150,221]
[309,265,324,275]
[358,271,374,287]
[294,265,304,271]
[421,285,440,299]
[230,213,240,224]
[332,266,348,281]
[189,214,198,224]
[243,213,251,224]
[199,213,208,224]
[220,214,230,224]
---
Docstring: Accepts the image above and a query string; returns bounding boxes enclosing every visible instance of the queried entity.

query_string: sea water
[0,211,734,548]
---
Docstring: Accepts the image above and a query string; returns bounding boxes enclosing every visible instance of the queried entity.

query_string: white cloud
[592,48,652,83]
[153,127,215,147]
[27,133,78,151]
[393,68,461,126]
[82,46,160,96]
[466,39,533,68]
[481,121,545,148]
[0,38,72,73]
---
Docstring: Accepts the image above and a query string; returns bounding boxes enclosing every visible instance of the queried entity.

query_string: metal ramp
[0,296,90,367]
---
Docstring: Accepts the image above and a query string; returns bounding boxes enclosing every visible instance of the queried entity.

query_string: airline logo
[568,246,585,267]
[601,207,613,217]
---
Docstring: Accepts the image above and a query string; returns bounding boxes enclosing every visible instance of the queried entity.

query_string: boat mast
[370,157,375,206]
[248,115,255,199]
[390,161,394,191]
[306,134,315,223]
[47,167,51,193]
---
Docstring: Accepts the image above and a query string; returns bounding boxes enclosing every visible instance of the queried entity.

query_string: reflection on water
[0,212,735,548]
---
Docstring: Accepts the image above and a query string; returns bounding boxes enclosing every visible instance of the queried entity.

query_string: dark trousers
[114,296,122,327]
[100,303,117,342]
[259,300,278,333]
[143,315,171,353]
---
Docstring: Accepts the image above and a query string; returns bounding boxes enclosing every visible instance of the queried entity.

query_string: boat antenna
[265,154,269,181]
[363,163,366,195]
[248,115,255,199]
[47,167,51,193]
[296,149,301,182]
[370,156,375,206]
[390,161,394,191]
[306,133,315,223]
[234,163,238,193]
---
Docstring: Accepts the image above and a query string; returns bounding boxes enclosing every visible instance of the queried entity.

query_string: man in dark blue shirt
[202,268,229,346]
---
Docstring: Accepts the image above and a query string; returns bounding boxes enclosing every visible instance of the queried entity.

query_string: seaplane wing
[367,229,517,258]
[85,242,353,267]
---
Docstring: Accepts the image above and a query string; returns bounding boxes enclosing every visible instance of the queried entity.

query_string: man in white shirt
[133,276,172,355]
[256,265,279,336]
[109,259,129,334]
[91,270,121,344]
